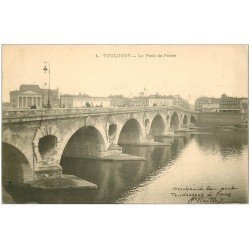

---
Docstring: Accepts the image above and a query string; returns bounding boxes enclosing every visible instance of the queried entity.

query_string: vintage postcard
[1,44,248,204]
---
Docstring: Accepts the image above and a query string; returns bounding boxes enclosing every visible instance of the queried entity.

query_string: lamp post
[41,81,47,109]
[43,61,51,110]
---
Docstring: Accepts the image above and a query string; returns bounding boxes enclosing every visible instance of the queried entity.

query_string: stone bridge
[2,107,197,185]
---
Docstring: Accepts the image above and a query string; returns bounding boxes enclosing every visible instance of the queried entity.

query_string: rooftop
[9,84,59,94]
[20,84,41,93]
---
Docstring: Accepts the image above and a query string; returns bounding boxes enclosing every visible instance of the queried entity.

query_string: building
[109,95,130,107]
[241,99,248,114]
[2,102,10,108]
[129,97,149,107]
[195,94,248,113]
[219,94,248,113]
[9,84,59,108]
[60,93,111,108]
[129,94,190,109]
[195,97,220,112]
[148,94,190,109]
[202,101,220,112]
[172,95,190,110]
[60,94,76,108]
[147,94,172,107]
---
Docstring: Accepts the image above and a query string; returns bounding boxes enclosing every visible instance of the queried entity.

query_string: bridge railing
[2,106,190,119]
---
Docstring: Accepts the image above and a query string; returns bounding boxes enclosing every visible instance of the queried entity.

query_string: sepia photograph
[1,44,248,204]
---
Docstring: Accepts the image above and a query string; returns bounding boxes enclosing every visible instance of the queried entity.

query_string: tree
[85,102,91,108]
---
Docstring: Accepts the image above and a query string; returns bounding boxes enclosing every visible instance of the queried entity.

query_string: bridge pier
[118,132,171,146]
[107,143,123,155]
[34,164,62,180]
[63,145,145,161]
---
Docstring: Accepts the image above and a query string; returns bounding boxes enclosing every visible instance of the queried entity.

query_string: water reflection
[119,130,248,204]
[4,129,248,204]
[60,144,175,203]
[195,130,248,159]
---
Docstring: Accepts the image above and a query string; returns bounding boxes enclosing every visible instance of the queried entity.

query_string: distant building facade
[147,95,173,107]
[129,94,190,109]
[172,95,190,110]
[148,94,190,109]
[195,94,248,113]
[60,93,111,108]
[219,94,248,113]
[195,97,220,112]
[9,84,59,108]
[129,97,149,107]
[2,102,10,108]
[109,95,130,107]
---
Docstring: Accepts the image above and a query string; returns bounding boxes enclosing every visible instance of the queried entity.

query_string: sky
[2,45,248,104]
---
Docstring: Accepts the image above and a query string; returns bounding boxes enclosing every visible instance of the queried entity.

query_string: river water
[6,129,248,204]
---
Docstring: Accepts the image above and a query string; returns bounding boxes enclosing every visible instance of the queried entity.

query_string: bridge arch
[117,118,143,145]
[170,112,180,131]
[149,114,166,136]
[190,115,198,125]
[60,125,107,159]
[2,142,33,187]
